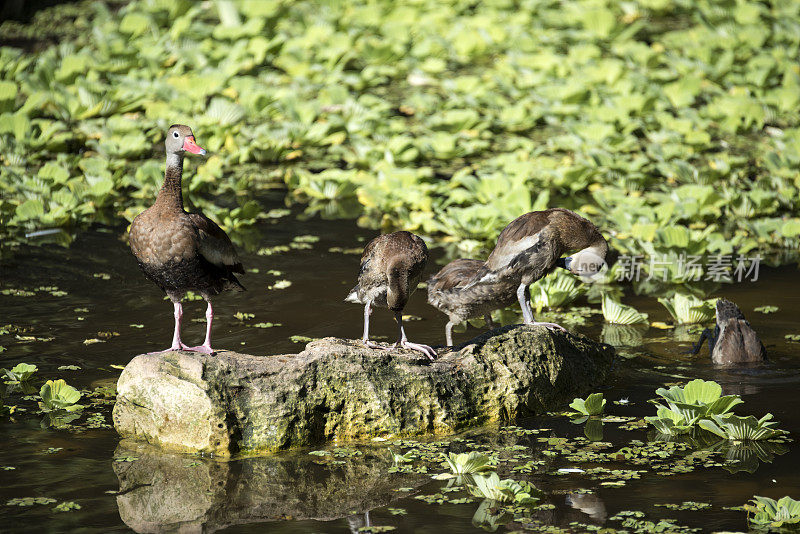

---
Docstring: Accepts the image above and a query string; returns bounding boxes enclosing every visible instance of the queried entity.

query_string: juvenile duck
[467,208,609,330]
[345,231,436,359]
[690,298,766,365]
[129,125,244,354]
[427,258,514,346]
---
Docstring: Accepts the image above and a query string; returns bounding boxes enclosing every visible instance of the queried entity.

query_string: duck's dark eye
[173,131,179,138]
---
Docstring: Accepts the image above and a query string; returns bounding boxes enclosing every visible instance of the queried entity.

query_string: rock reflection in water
[113,441,425,533]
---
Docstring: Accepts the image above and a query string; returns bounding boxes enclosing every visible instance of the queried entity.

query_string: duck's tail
[344,284,361,303]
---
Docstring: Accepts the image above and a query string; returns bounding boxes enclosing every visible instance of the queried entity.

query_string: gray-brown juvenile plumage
[345,231,435,359]
[129,125,244,354]
[691,298,766,365]
[427,258,516,346]
[466,208,610,330]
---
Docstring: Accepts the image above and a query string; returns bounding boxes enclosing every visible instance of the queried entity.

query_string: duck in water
[345,231,436,359]
[455,208,610,334]
[129,125,244,354]
[690,298,766,365]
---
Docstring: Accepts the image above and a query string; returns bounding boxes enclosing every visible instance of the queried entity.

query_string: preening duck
[691,298,766,365]
[345,231,436,359]
[129,125,244,354]
[467,208,610,331]
[427,258,513,346]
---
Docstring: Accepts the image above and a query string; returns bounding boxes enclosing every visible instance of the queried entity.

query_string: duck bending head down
[345,231,436,360]
[465,208,610,332]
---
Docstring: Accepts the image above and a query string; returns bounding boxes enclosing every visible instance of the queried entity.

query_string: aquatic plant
[569,393,606,416]
[2,363,37,383]
[38,379,83,412]
[389,449,414,465]
[658,294,717,324]
[601,294,648,325]
[468,472,538,504]
[744,496,800,529]
[645,406,699,436]
[442,452,493,476]
[655,380,743,417]
[645,379,743,435]
[471,499,513,531]
[530,270,585,312]
[1,0,799,286]
[699,414,788,442]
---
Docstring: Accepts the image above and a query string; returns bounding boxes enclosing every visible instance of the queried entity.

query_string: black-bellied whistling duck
[466,208,610,331]
[690,298,766,365]
[129,125,244,354]
[427,258,514,346]
[345,231,436,359]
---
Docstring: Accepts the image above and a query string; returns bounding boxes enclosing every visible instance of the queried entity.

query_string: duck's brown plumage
[347,231,428,311]
[346,231,436,359]
[427,258,516,345]
[129,126,243,301]
[475,208,607,287]
[128,125,243,354]
[710,299,766,365]
[458,208,610,332]
[428,259,516,323]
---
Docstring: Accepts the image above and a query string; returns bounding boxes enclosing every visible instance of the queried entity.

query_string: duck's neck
[585,237,608,259]
[156,152,184,209]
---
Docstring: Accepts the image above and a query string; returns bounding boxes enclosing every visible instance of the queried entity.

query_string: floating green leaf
[569,393,606,416]
[744,495,800,529]
[602,294,648,325]
[38,379,83,412]
[2,363,37,383]
[699,414,787,442]
[658,294,717,324]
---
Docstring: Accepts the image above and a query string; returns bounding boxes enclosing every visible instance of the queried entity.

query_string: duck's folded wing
[188,212,244,273]
[468,225,558,287]
[429,259,483,292]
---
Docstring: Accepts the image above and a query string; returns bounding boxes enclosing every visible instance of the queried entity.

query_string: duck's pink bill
[183,136,207,155]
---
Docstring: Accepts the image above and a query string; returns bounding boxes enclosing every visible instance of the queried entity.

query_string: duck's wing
[428,259,483,292]
[187,212,244,273]
[345,235,381,303]
[468,213,560,286]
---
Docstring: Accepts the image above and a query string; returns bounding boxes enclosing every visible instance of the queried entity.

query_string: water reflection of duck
[690,298,766,365]
[345,231,436,359]
[454,209,610,333]
[427,258,515,346]
[566,492,607,522]
[129,125,244,354]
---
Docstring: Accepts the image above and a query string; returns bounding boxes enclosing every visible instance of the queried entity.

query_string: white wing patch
[491,233,542,270]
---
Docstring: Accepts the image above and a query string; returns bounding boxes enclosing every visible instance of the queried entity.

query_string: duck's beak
[183,136,207,155]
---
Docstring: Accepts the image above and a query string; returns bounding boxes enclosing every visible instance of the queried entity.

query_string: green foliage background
[1,0,799,276]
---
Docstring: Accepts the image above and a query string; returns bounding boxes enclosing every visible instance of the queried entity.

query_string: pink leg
[393,312,436,360]
[184,301,215,354]
[147,302,187,354]
[361,301,387,350]
[528,320,568,332]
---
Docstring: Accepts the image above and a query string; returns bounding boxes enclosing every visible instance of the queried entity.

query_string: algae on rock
[113,325,614,455]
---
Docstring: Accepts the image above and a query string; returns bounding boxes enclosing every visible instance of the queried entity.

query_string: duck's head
[166,124,206,156]
[558,243,613,282]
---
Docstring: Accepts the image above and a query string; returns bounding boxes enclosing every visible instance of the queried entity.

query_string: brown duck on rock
[460,208,611,333]
[345,231,436,359]
[129,125,244,354]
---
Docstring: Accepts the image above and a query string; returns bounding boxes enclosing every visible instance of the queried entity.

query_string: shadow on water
[2,193,800,532]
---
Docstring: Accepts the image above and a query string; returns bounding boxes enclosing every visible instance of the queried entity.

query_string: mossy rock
[113,325,614,456]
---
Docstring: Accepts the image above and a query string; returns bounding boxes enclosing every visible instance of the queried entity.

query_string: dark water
[2,193,800,533]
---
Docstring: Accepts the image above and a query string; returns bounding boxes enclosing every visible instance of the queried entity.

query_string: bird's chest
[130,210,197,267]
